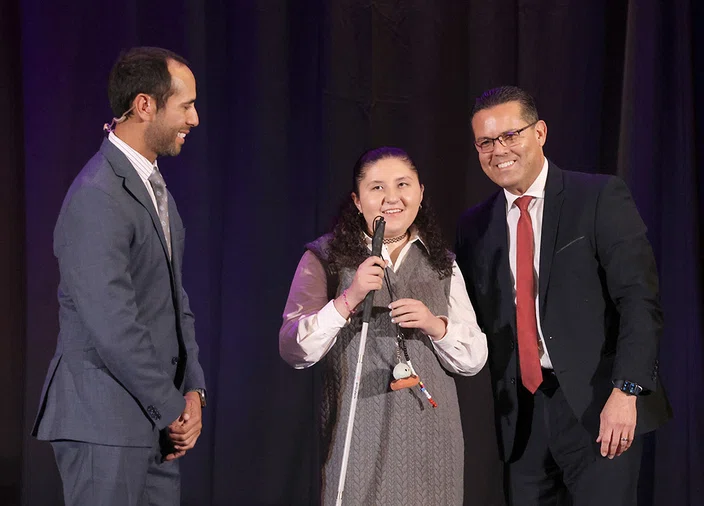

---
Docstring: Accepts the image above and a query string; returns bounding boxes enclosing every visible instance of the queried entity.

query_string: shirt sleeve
[430,261,489,376]
[279,250,348,368]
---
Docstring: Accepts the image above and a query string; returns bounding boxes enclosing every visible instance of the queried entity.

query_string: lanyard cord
[383,266,438,408]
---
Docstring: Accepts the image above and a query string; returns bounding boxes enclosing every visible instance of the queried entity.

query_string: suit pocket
[82,347,107,369]
[172,226,186,260]
[65,348,107,376]
[555,235,586,255]
[172,226,185,244]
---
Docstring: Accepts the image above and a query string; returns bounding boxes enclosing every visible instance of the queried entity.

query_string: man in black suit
[455,86,671,505]
[33,47,207,505]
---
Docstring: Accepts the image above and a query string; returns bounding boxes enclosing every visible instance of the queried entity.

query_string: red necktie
[515,196,542,393]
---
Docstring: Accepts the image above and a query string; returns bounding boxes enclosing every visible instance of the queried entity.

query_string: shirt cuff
[428,315,450,343]
[315,299,348,330]
[430,317,460,350]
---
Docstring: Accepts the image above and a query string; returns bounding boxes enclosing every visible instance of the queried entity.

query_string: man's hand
[163,449,186,462]
[165,391,203,457]
[596,388,637,459]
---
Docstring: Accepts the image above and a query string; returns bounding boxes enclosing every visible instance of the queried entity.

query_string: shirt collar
[504,156,549,209]
[362,226,428,254]
[108,132,159,183]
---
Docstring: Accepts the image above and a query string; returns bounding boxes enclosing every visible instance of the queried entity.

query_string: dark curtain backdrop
[1,1,701,505]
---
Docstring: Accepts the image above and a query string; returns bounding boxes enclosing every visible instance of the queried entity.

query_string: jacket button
[146,405,161,421]
[510,378,516,385]
[171,357,179,365]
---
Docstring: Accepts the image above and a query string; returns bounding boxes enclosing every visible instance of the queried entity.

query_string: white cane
[335,216,385,506]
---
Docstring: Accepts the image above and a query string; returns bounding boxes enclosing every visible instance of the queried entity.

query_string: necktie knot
[515,195,533,212]
[149,168,166,188]
[147,168,171,259]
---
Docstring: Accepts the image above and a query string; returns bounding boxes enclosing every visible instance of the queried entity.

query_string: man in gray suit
[33,47,207,506]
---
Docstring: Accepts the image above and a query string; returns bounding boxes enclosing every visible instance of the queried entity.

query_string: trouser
[51,432,180,506]
[505,371,643,506]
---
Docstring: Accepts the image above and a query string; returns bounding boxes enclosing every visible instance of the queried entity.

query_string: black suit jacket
[455,160,671,461]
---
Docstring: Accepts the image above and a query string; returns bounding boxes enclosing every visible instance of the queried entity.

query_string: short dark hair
[108,47,189,118]
[471,86,539,124]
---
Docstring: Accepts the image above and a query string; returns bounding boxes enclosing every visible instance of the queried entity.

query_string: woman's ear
[351,192,362,213]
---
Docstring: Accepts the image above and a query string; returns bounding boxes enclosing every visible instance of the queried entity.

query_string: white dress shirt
[504,157,554,369]
[279,233,488,376]
[108,132,160,213]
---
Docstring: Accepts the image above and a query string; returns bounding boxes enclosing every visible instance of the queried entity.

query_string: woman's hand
[388,299,447,340]
[346,256,387,307]
[334,256,386,317]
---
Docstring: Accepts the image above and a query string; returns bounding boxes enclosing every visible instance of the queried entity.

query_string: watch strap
[188,388,207,408]
[612,379,643,396]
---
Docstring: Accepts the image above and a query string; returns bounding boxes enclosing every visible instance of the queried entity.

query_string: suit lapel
[538,160,564,319]
[167,193,183,309]
[489,192,517,335]
[100,139,173,268]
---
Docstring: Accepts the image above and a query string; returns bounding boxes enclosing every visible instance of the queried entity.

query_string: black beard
[145,124,182,158]
[155,140,181,158]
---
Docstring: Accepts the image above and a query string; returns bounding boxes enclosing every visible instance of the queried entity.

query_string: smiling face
[352,156,424,238]
[144,60,199,158]
[471,100,547,195]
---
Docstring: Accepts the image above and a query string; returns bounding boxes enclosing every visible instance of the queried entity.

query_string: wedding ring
[620,438,630,442]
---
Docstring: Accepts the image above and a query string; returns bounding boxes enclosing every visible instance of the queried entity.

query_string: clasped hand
[163,391,203,462]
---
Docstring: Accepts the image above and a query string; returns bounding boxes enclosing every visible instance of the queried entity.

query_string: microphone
[103,105,136,133]
[361,216,386,324]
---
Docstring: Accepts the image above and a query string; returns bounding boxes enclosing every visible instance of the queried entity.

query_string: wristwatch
[189,388,207,408]
[612,379,643,396]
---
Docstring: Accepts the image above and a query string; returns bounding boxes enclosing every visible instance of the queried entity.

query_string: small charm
[391,362,419,390]
[392,363,412,380]
[391,375,420,391]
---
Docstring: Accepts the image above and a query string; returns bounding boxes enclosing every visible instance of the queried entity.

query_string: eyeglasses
[474,120,539,153]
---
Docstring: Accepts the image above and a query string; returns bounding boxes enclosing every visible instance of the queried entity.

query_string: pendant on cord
[385,278,438,407]
[389,333,438,407]
[390,362,419,391]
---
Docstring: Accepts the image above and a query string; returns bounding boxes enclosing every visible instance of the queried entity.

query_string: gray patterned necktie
[148,167,171,259]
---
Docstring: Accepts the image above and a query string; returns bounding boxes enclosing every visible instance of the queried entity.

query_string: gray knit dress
[307,235,464,506]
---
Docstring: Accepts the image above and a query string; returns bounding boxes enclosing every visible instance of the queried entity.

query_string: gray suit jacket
[33,138,206,447]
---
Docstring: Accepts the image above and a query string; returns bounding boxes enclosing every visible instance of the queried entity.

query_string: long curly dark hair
[327,147,454,279]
